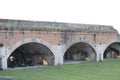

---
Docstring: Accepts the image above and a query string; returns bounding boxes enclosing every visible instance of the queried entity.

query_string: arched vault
[7,38,55,67]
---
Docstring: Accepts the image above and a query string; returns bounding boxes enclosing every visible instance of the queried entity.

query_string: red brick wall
[0,30,117,47]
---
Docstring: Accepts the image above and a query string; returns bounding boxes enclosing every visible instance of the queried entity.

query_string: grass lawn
[0,60,120,80]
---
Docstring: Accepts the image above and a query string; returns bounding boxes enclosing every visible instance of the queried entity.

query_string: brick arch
[7,38,54,59]
[102,39,120,56]
[62,38,96,56]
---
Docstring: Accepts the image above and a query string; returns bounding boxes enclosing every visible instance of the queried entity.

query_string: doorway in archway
[104,42,120,59]
[7,42,54,68]
[64,42,96,63]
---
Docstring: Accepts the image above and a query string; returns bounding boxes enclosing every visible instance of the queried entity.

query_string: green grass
[0,23,67,29]
[27,26,67,29]
[1,60,120,80]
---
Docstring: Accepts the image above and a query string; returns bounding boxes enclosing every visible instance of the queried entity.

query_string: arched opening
[104,42,120,59]
[7,42,54,68]
[64,42,96,63]
[0,43,3,47]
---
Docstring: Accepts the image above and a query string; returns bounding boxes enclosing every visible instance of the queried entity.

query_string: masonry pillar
[52,45,65,65]
[96,53,99,62]
[96,44,105,61]
[0,48,2,69]
[0,47,8,70]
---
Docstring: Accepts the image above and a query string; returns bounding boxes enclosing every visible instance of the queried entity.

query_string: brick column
[96,44,105,61]
[51,45,65,65]
[1,47,8,69]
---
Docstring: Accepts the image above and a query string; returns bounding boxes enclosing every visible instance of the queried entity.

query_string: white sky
[0,0,120,33]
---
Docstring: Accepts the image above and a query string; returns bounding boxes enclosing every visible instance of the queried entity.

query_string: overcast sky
[0,0,120,33]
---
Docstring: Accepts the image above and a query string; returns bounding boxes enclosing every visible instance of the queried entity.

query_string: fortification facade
[0,19,119,69]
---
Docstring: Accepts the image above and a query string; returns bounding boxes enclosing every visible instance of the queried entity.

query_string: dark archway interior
[7,42,54,68]
[64,42,96,62]
[104,42,120,59]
